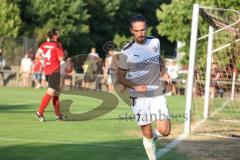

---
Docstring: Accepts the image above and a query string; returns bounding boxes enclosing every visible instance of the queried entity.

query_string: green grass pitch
[0,87,187,160]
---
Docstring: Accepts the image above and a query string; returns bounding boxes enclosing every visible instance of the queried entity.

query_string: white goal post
[184,3,240,134]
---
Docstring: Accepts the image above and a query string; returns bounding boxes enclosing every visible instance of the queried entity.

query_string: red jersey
[38,41,64,75]
[32,59,43,73]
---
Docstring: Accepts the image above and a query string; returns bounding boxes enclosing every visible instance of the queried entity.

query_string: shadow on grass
[0,139,147,160]
[0,104,34,112]
[3,138,236,160]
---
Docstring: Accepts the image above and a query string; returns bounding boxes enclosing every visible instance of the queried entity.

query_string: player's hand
[162,73,172,84]
[133,84,147,92]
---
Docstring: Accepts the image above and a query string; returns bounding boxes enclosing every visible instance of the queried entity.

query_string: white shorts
[131,95,169,126]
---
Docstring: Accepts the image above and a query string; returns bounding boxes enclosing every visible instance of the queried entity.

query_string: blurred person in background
[63,57,75,88]
[20,53,32,87]
[166,60,179,95]
[0,48,7,85]
[210,62,221,98]
[104,49,115,92]
[32,58,43,89]
[82,47,100,90]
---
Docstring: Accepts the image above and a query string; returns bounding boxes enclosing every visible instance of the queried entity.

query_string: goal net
[185,4,240,138]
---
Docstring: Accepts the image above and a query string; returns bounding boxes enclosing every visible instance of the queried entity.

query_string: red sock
[53,96,61,117]
[38,93,52,116]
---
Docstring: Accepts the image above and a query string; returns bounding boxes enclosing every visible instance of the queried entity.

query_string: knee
[143,131,154,139]
[160,129,170,137]
[157,127,171,137]
[46,88,55,96]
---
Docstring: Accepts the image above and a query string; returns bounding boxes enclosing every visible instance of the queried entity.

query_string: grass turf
[0,87,186,160]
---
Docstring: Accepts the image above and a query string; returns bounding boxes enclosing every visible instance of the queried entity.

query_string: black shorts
[46,72,60,91]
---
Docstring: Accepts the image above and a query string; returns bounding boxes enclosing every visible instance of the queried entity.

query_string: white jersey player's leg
[143,136,157,160]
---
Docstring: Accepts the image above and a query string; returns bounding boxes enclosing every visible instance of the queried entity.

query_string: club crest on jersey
[133,54,139,57]
[153,46,158,52]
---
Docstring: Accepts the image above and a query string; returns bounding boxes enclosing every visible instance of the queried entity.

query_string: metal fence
[0,36,38,86]
[0,36,38,66]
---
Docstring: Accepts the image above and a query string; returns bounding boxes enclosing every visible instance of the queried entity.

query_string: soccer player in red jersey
[35,29,65,122]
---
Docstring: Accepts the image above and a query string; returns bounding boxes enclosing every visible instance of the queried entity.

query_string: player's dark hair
[130,14,147,28]
[47,29,59,40]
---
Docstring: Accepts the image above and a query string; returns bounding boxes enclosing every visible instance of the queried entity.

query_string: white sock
[143,136,157,160]
[153,129,162,140]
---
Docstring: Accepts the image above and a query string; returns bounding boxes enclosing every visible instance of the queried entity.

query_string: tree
[83,0,122,56]
[156,0,240,63]
[85,0,174,57]
[0,0,22,37]
[15,0,90,55]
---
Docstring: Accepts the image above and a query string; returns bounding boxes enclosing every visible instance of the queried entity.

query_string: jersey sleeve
[55,47,64,57]
[37,44,44,55]
[118,52,128,70]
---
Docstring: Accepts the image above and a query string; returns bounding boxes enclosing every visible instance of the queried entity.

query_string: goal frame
[184,3,240,133]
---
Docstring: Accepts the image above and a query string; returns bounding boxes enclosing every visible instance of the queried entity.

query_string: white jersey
[21,57,32,72]
[118,36,165,97]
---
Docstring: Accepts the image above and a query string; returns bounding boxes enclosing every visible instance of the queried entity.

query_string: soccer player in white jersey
[117,14,171,160]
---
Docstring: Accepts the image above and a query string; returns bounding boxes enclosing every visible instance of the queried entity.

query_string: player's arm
[213,72,220,81]
[118,52,147,92]
[58,56,64,62]
[161,72,172,84]
[35,48,44,60]
[117,68,147,92]
[160,67,172,84]
[159,57,172,84]
[56,47,65,64]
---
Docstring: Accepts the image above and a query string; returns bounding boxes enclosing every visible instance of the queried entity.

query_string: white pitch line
[0,137,142,149]
[155,133,188,158]
[155,99,231,159]
[192,99,231,132]
[0,137,73,144]
[209,100,231,118]
[219,119,240,123]
[199,133,240,140]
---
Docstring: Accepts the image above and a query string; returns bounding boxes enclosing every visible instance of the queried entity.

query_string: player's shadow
[0,104,33,112]
[0,137,239,160]
[0,139,147,160]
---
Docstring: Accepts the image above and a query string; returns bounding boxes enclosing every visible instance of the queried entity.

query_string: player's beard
[136,36,146,44]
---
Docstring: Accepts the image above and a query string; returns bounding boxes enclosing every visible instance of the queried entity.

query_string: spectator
[32,58,43,89]
[193,68,202,96]
[82,48,100,90]
[166,60,179,95]
[210,62,221,98]
[0,48,6,83]
[39,59,47,88]
[95,56,103,91]
[20,53,32,87]
[64,57,75,87]
[0,49,6,68]
[104,49,115,92]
